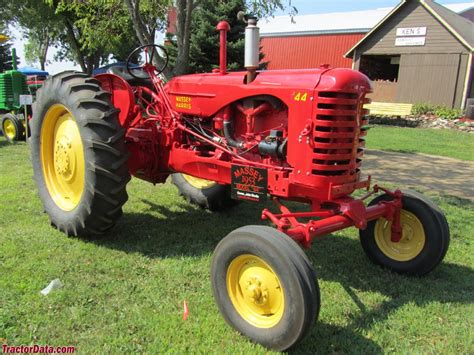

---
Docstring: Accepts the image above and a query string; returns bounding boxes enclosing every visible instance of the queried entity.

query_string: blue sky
[275,0,470,15]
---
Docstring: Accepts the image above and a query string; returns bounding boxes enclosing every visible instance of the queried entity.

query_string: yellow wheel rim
[40,104,85,211]
[3,118,16,140]
[375,210,425,261]
[227,254,285,328]
[182,174,216,189]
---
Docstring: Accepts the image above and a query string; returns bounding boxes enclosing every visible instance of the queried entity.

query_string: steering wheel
[126,44,169,79]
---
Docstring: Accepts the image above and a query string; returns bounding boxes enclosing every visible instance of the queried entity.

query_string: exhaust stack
[216,21,230,75]
[244,16,260,83]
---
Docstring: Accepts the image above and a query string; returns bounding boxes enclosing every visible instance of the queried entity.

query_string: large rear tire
[31,71,131,237]
[171,173,236,211]
[211,226,320,351]
[360,192,450,276]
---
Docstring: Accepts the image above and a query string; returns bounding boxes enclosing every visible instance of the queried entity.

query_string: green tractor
[0,48,29,143]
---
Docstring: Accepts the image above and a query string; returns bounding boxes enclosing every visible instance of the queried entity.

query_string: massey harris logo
[231,165,268,202]
[175,96,192,109]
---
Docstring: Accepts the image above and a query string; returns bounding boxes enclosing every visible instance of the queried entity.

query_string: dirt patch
[363,150,474,202]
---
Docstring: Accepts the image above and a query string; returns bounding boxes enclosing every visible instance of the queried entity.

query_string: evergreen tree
[167,0,266,75]
[0,28,20,72]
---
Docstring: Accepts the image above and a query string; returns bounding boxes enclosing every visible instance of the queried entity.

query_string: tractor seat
[106,65,152,87]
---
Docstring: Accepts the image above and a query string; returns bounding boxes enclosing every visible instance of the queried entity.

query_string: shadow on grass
[292,235,474,354]
[0,138,12,148]
[92,198,266,258]
[91,194,473,353]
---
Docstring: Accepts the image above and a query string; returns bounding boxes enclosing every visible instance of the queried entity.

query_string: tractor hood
[166,68,329,117]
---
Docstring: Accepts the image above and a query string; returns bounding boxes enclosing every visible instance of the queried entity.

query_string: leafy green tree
[1,0,147,74]
[1,0,293,75]
[248,0,297,18]
[1,0,59,71]
[50,0,142,74]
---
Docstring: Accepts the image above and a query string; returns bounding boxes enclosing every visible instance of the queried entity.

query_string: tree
[0,26,20,72]
[24,28,51,71]
[1,0,59,71]
[1,0,294,75]
[166,0,266,74]
[166,0,246,74]
[1,0,146,74]
[123,0,172,77]
[0,35,12,73]
[247,0,297,18]
[171,0,296,77]
[49,0,141,74]
[173,0,195,76]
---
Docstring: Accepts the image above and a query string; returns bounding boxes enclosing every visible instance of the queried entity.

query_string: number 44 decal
[294,92,308,102]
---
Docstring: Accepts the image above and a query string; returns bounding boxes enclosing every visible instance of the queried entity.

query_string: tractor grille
[312,91,369,177]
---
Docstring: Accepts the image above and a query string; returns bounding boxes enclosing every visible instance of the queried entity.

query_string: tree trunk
[174,0,194,76]
[39,34,50,71]
[124,0,149,45]
[124,0,172,79]
[63,18,87,73]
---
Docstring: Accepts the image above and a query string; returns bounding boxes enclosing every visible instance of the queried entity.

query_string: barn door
[397,53,461,108]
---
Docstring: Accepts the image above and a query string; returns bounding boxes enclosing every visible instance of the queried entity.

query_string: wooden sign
[396,27,427,36]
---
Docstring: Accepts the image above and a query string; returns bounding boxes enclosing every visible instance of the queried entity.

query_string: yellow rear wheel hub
[375,210,425,261]
[3,119,17,140]
[40,104,85,211]
[227,254,285,328]
[182,174,216,189]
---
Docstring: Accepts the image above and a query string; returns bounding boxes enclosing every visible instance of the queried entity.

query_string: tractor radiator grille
[312,91,369,177]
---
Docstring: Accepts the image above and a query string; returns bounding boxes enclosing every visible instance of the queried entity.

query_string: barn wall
[261,33,365,69]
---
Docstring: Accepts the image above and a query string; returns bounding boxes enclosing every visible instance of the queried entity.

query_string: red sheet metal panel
[261,33,365,69]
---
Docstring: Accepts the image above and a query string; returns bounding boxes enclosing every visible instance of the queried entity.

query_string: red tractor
[31,17,449,351]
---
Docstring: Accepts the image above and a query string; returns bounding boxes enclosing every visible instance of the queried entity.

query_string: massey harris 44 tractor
[31,17,449,350]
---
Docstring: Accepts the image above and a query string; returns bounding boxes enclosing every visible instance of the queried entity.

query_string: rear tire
[171,173,236,211]
[1,113,24,143]
[31,71,131,237]
[360,192,450,276]
[211,225,320,351]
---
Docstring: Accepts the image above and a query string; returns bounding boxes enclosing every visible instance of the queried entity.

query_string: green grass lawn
[0,137,473,353]
[366,126,474,161]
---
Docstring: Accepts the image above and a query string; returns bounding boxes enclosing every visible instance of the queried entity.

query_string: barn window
[359,55,400,82]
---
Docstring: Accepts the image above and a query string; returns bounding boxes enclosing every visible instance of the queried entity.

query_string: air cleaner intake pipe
[244,17,259,83]
[222,107,244,148]
[216,21,230,75]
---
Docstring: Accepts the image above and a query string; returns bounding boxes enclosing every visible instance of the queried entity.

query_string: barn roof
[259,2,473,38]
[260,7,392,37]
[345,0,474,57]
[427,1,474,48]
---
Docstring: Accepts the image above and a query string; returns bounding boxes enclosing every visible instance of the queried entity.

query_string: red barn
[258,3,473,70]
[259,8,392,69]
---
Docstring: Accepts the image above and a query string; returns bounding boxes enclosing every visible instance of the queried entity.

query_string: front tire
[1,113,24,143]
[31,71,131,237]
[360,192,450,275]
[211,226,320,351]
